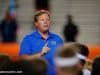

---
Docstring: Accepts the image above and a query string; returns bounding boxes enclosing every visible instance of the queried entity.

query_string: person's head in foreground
[17,58,48,75]
[30,58,48,75]
[0,54,11,70]
[34,10,51,33]
[91,56,100,75]
[68,43,89,67]
[54,44,79,75]
[67,43,90,75]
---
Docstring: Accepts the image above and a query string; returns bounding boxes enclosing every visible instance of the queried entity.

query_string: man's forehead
[37,13,50,19]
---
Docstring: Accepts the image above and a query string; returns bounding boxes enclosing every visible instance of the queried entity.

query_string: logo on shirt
[51,41,56,45]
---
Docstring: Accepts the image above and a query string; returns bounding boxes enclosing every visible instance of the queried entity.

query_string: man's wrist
[39,52,44,56]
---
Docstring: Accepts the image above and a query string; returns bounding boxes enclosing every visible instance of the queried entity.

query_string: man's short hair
[91,56,100,75]
[34,10,50,22]
[55,45,79,73]
[68,43,89,57]
[31,58,48,75]
[68,43,89,65]
[0,54,11,70]
[17,58,48,75]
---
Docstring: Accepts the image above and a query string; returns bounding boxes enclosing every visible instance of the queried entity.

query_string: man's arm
[20,37,50,60]
[20,46,50,60]
[20,53,42,60]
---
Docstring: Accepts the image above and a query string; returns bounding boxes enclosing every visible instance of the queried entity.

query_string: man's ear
[35,22,38,27]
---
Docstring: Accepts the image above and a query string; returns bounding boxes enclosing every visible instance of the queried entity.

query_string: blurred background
[0,0,100,61]
[0,0,100,44]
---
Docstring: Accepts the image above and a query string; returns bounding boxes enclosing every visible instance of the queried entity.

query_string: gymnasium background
[0,0,100,62]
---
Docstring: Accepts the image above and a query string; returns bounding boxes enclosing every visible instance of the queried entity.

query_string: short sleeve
[57,35,64,46]
[19,36,32,56]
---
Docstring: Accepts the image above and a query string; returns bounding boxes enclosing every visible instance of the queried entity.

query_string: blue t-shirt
[20,29,63,75]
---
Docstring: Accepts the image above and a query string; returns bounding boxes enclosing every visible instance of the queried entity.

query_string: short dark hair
[77,44,89,57]
[17,58,48,75]
[31,58,48,75]
[0,54,11,71]
[34,10,50,22]
[56,45,79,73]
[68,43,89,57]
[68,43,89,65]
[57,47,76,58]
[91,56,100,75]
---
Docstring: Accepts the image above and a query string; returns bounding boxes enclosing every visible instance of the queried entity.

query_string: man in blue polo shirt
[20,10,63,75]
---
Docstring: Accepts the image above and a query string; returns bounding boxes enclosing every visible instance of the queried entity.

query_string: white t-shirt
[83,69,91,75]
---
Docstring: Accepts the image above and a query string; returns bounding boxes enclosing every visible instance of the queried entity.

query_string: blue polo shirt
[20,29,63,75]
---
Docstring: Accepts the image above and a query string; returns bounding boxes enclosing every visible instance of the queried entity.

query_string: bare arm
[20,52,42,60]
[20,46,50,60]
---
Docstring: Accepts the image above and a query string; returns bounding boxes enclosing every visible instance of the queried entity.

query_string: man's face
[35,13,51,32]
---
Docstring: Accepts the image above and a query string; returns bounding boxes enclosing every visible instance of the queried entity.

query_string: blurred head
[0,54,11,70]
[18,58,48,75]
[4,10,12,20]
[55,44,79,75]
[91,56,100,75]
[31,58,48,75]
[34,10,51,33]
[67,43,89,71]
[67,14,73,24]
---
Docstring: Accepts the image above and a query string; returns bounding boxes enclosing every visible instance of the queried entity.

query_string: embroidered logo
[51,41,56,45]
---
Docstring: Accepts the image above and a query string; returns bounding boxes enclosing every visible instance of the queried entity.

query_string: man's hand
[41,42,50,56]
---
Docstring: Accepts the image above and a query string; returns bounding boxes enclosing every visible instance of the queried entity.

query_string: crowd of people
[0,43,100,75]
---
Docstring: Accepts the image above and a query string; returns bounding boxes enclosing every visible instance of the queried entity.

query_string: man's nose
[44,20,48,24]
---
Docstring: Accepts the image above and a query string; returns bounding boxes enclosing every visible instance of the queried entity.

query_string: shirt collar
[34,29,53,39]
